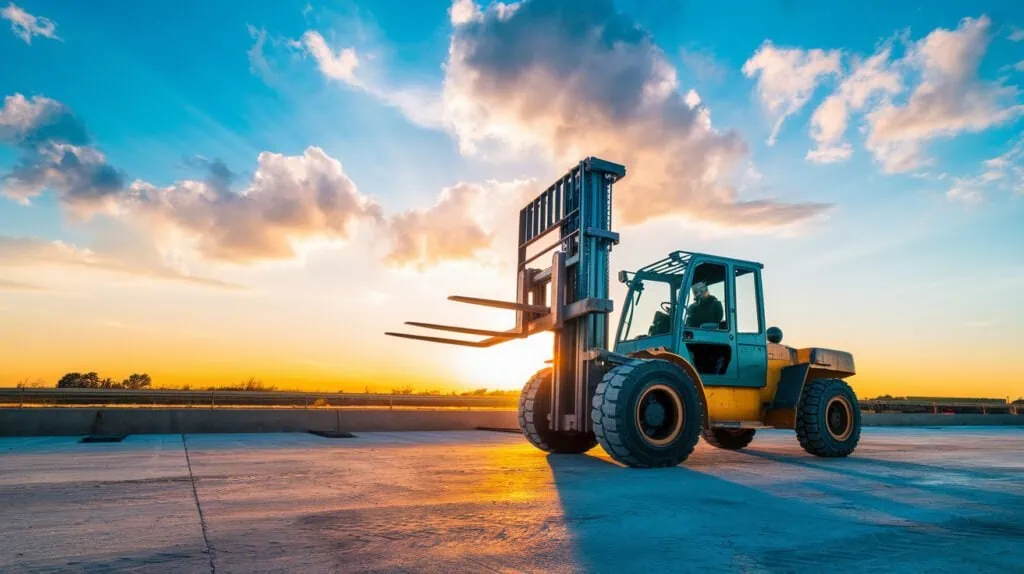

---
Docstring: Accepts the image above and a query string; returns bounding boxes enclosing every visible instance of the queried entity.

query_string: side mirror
[617,270,629,284]
[767,326,783,344]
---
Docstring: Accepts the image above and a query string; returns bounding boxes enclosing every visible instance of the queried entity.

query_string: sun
[453,332,554,391]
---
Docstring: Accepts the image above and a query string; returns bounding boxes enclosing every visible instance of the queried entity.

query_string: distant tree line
[56,372,152,390]
[25,373,519,396]
[389,385,518,397]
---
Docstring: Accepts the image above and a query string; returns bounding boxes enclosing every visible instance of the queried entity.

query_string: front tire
[591,359,703,468]
[702,428,756,450]
[518,368,597,454]
[796,378,861,457]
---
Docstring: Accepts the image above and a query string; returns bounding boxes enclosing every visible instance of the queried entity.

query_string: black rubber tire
[796,378,861,457]
[517,368,597,454]
[591,359,703,468]
[702,428,756,450]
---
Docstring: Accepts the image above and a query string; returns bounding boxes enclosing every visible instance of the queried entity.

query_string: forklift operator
[685,281,723,328]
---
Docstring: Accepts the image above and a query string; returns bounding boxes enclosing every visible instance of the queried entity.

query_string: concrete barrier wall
[861,413,1024,427]
[0,408,520,437]
[0,408,1020,437]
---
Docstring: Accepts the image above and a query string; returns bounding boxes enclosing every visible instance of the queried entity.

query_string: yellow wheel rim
[825,396,854,441]
[635,383,684,446]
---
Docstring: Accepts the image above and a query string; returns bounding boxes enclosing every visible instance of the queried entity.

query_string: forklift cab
[614,251,768,389]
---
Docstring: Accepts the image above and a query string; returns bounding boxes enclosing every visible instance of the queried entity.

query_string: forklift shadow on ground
[542,451,895,571]
[543,446,1024,572]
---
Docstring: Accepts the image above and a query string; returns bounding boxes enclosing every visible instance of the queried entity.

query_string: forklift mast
[518,157,625,432]
[385,157,626,433]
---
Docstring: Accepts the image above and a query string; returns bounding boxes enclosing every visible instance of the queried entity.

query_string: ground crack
[182,433,216,574]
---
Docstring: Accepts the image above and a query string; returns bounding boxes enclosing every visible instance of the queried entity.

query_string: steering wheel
[660,301,672,314]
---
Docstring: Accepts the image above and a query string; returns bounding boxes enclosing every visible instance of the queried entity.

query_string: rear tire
[702,428,756,450]
[591,359,702,468]
[518,368,597,454]
[796,378,861,457]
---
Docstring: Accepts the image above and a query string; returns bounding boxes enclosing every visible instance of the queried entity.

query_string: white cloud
[438,0,828,228]
[946,179,984,204]
[4,143,125,209]
[807,94,848,155]
[0,93,59,137]
[788,16,1024,172]
[805,143,852,164]
[1008,26,1024,42]
[450,0,481,25]
[301,31,361,86]
[684,89,702,108]
[384,183,492,269]
[297,28,448,129]
[941,137,1024,205]
[1,90,534,270]
[293,1,828,230]
[980,137,1024,195]
[125,146,383,262]
[865,16,1024,173]
[742,42,842,144]
[2,2,58,44]
[0,94,123,208]
[807,45,902,162]
[246,25,273,82]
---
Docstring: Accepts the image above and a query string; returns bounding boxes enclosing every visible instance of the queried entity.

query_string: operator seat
[648,310,670,336]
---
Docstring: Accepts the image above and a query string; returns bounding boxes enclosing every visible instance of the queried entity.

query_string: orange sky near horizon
[3,259,1022,401]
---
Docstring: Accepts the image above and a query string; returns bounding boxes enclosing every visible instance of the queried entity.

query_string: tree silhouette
[57,372,101,388]
[56,372,152,389]
[122,373,152,390]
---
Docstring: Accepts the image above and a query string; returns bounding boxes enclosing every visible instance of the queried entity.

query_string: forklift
[387,157,860,468]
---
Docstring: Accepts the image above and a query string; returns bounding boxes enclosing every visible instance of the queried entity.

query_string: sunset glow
[1,0,1022,399]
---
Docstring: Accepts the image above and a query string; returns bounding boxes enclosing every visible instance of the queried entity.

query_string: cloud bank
[439,0,828,227]
[864,16,1024,173]
[0,94,125,209]
[747,16,1023,175]
[0,93,495,269]
[292,0,830,230]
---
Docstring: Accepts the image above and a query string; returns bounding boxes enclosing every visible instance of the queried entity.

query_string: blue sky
[1,0,1023,396]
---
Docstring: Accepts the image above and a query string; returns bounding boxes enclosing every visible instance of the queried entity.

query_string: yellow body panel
[760,343,799,427]
[704,354,791,423]
[762,358,796,427]
[630,343,850,429]
[763,358,789,403]
[705,387,763,421]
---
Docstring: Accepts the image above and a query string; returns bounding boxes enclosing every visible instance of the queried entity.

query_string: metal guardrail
[1,388,1018,414]
[0,388,520,409]
[860,399,1019,415]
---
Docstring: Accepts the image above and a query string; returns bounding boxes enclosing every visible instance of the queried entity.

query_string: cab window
[622,278,673,341]
[735,267,762,334]
[682,262,727,330]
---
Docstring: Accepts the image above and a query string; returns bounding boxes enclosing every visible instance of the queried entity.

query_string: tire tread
[795,378,861,457]
[591,359,701,468]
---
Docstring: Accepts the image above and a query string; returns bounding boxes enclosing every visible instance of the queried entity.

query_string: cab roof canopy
[634,251,763,283]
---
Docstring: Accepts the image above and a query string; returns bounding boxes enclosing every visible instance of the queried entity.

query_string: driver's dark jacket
[686,295,723,328]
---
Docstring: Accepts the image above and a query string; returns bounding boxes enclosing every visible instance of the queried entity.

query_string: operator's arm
[712,299,723,324]
[684,303,698,327]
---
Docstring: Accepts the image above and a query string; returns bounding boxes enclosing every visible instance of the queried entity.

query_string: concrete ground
[1,428,1022,573]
